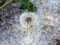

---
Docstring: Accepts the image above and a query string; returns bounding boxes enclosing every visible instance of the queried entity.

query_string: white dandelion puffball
[43,15,54,22]
[19,12,38,28]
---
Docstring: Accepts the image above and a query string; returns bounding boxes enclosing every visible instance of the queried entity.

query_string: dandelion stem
[27,23,31,35]
[0,0,12,9]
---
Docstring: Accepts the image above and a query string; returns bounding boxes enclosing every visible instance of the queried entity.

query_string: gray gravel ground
[0,0,60,45]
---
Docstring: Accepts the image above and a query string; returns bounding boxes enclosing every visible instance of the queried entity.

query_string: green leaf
[39,23,55,29]
[40,23,48,29]
[19,0,37,12]
[19,4,28,10]
[49,25,54,30]
[42,24,48,29]
[19,0,28,4]
[28,2,36,12]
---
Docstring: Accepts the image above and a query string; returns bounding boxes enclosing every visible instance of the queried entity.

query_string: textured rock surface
[0,0,60,45]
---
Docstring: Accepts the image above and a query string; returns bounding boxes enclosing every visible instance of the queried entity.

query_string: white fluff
[19,12,38,28]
